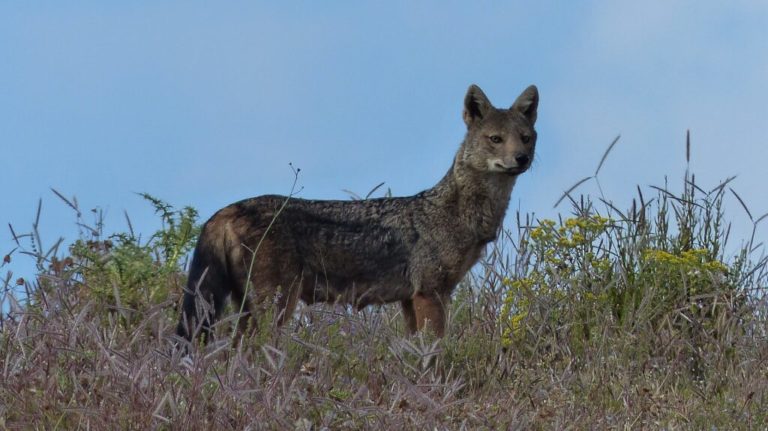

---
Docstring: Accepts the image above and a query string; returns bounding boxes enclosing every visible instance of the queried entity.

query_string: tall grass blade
[729,188,753,221]
[50,188,81,217]
[365,182,386,200]
[554,176,592,209]
[594,135,621,177]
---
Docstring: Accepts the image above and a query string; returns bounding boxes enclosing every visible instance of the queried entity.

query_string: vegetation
[1,140,766,429]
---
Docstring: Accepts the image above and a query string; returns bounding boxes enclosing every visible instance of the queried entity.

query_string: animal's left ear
[511,85,539,125]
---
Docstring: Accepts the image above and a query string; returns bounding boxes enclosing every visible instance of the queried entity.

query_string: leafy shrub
[31,194,199,324]
[499,171,753,374]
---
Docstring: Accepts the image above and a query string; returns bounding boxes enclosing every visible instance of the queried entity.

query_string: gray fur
[177,84,539,340]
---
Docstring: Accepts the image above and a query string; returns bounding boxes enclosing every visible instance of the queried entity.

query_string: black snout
[515,154,530,166]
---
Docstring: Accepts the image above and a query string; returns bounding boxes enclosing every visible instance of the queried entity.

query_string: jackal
[177,84,538,341]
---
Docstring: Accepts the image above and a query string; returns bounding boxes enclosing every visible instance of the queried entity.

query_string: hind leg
[412,293,449,337]
[230,285,255,340]
[401,299,418,334]
[177,265,228,343]
[227,263,303,337]
[176,289,226,343]
[232,265,305,338]
[200,291,227,342]
[274,273,304,327]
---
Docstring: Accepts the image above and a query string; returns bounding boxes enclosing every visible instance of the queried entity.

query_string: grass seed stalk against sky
[1,2,767,279]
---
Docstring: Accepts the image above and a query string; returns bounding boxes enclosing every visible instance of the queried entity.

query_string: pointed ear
[511,85,539,125]
[463,84,493,126]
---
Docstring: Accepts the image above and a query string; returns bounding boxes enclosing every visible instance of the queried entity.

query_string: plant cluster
[1,160,766,428]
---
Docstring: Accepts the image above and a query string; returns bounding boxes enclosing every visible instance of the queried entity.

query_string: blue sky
[2,2,767,286]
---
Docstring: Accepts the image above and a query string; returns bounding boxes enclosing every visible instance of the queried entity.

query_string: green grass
[1,141,767,429]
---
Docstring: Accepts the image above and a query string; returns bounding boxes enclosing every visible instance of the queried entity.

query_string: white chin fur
[487,159,512,172]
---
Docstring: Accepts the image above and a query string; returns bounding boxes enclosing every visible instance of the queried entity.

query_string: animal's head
[460,84,538,176]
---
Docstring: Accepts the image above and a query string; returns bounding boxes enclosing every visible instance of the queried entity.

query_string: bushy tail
[175,240,232,342]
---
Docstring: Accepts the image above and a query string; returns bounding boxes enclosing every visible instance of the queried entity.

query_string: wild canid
[177,84,538,341]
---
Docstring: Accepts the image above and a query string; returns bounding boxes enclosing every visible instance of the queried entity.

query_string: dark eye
[521,135,531,144]
[489,135,503,144]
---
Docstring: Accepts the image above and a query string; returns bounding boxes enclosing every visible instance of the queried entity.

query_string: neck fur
[427,151,517,242]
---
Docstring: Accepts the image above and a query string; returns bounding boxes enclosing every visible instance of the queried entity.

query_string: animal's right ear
[463,85,493,127]
[511,85,539,125]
